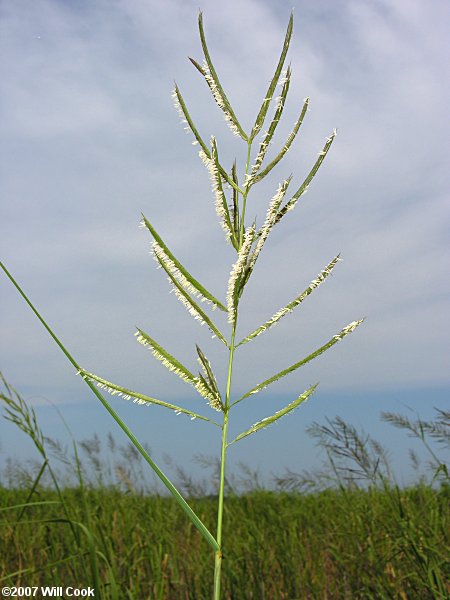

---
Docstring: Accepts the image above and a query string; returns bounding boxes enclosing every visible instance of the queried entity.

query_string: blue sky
[1,0,449,486]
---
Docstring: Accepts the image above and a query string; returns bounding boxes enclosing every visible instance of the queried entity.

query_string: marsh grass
[1,375,449,599]
[0,11,366,598]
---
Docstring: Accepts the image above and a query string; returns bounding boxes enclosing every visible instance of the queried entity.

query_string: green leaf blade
[0,262,219,552]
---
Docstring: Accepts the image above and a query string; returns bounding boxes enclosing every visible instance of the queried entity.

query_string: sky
[1,0,449,487]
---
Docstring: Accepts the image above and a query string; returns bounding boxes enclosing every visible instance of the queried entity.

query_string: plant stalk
[213,324,236,599]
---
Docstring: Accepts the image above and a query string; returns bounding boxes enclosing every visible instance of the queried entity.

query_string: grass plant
[1,12,364,597]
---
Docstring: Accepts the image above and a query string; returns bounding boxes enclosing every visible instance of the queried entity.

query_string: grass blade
[238,254,342,346]
[275,129,336,223]
[141,214,226,311]
[77,369,219,424]
[153,245,228,346]
[251,97,309,185]
[234,319,364,405]
[0,500,61,513]
[250,12,294,140]
[0,261,219,552]
[198,11,247,140]
[229,383,317,444]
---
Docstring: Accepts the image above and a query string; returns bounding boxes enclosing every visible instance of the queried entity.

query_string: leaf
[238,254,342,346]
[234,319,364,405]
[249,65,292,179]
[251,97,309,185]
[275,129,336,223]
[153,246,228,346]
[141,214,227,311]
[250,12,294,140]
[229,384,317,444]
[198,12,247,140]
[0,261,220,552]
[78,369,218,424]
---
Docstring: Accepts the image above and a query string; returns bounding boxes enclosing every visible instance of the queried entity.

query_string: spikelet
[236,319,364,404]
[249,178,291,268]
[333,319,364,341]
[252,100,308,186]
[202,60,243,139]
[134,329,197,386]
[194,378,222,412]
[230,384,317,444]
[77,369,215,423]
[226,225,255,323]
[195,345,223,412]
[276,128,336,223]
[152,241,214,308]
[172,88,191,133]
[238,255,342,345]
[199,140,235,245]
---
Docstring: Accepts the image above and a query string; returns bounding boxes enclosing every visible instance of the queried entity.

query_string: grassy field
[1,484,449,599]
[1,376,449,599]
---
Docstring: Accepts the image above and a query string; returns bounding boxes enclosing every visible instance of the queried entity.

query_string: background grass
[1,376,449,599]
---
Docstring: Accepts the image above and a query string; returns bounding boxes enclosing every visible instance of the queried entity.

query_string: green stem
[213,325,236,599]
[214,139,252,598]
[239,141,253,247]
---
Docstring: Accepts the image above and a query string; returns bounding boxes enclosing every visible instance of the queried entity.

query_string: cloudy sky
[1,0,449,484]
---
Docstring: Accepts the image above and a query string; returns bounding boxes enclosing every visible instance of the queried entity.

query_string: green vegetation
[1,375,449,599]
[1,485,449,599]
